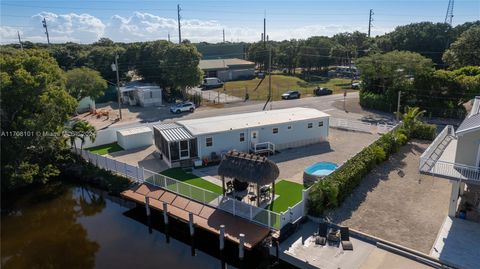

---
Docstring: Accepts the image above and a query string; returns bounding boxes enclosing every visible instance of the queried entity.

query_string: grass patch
[270,180,304,213]
[219,75,353,101]
[160,168,223,195]
[86,143,123,155]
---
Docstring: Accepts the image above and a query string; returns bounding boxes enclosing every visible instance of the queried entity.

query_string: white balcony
[419,126,480,183]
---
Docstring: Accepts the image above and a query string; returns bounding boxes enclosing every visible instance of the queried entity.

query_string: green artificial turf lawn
[160,168,223,195]
[270,180,304,213]
[86,143,123,155]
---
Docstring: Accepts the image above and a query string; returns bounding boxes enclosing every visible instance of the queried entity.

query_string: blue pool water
[304,162,338,176]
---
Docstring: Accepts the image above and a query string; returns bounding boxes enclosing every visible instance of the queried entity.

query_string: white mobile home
[120,81,162,107]
[153,107,330,167]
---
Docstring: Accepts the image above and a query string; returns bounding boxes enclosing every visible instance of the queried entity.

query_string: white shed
[117,127,153,150]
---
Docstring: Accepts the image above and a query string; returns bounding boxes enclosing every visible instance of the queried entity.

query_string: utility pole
[263,47,272,111]
[222,29,225,43]
[263,15,266,48]
[396,91,401,122]
[168,33,170,42]
[368,9,374,38]
[112,54,122,120]
[42,17,50,45]
[17,31,23,50]
[444,0,454,25]
[177,4,182,43]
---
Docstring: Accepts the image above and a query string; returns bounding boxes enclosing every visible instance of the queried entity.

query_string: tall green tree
[0,48,78,190]
[443,26,480,69]
[65,67,107,101]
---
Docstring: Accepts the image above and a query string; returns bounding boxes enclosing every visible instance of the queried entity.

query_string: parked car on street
[202,77,224,90]
[170,102,195,114]
[281,90,301,100]
[313,87,333,96]
[351,81,362,89]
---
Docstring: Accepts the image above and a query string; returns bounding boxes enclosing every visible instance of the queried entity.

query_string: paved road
[107,92,394,130]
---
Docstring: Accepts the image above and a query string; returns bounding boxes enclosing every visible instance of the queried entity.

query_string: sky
[0,0,479,44]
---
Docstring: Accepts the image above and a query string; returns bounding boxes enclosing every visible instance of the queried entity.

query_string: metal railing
[419,125,455,169]
[421,159,480,182]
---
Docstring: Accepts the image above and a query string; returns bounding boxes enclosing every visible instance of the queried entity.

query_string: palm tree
[71,120,96,151]
[401,106,426,132]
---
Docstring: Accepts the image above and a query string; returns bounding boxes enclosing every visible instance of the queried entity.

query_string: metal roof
[117,126,152,136]
[199,58,255,71]
[177,107,330,136]
[457,97,480,134]
[153,123,194,142]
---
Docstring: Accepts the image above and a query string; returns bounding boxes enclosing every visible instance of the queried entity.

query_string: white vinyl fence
[330,117,396,134]
[78,149,309,230]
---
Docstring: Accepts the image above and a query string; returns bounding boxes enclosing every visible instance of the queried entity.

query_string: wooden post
[257,183,260,207]
[222,176,226,195]
[239,233,245,260]
[145,196,151,216]
[219,225,225,251]
[189,212,194,236]
[163,202,169,224]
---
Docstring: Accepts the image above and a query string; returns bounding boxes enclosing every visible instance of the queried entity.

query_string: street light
[111,54,122,120]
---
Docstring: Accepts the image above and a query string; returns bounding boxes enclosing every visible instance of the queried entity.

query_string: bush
[395,132,408,145]
[411,123,436,140]
[359,91,394,112]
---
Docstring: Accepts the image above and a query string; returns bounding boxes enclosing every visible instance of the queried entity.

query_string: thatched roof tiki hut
[218,150,280,207]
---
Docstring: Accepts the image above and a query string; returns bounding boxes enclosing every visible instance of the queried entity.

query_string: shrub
[371,146,387,164]
[359,91,394,112]
[411,123,436,140]
[395,132,408,145]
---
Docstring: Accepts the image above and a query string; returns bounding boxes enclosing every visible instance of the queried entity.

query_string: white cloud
[0,11,393,44]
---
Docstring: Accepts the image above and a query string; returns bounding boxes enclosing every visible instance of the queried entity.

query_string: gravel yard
[326,140,451,253]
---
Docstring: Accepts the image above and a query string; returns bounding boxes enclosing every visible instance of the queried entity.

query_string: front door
[251,130,259,145]
[179,140,190,160]
[476,143,480,167]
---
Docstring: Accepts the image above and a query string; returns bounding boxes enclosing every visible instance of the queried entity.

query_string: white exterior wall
[116,129,153,150]
[138,89,162,107]
[455,129,480,167]
[77,96,95,113]
[196,117,329,159]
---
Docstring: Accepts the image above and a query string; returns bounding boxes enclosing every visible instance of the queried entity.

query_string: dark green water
[1,183,289,269]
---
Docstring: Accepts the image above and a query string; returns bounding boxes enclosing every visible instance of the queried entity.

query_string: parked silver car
[170,102,195,114]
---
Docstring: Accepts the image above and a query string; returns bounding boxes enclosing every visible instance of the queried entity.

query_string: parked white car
[170,102,195,114]
[202,77,224,90]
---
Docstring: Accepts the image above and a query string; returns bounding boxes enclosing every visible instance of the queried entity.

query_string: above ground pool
[304,162,338,177]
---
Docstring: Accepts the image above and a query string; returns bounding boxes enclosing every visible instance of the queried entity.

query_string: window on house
[318,121,323,127]
[150,91,153,98]
[206,137,213,147]
[287,125,292,130]
[273,128,279,134]
[240,133,245,142]
[308,123,313,128]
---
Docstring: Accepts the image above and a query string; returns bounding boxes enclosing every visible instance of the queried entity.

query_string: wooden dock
[121,184,271,250]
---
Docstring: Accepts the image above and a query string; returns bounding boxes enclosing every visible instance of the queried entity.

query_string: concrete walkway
[431,217,480,269]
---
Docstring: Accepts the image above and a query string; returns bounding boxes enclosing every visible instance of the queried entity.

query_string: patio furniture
[327,227,340,243]
[315,222,328,245]
[340,227,353,251]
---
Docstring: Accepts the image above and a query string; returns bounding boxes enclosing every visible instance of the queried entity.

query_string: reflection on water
[1,183,101,268]
[1,183,237,269]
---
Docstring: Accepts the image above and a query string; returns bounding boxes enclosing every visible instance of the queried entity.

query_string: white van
[202,77,224,90]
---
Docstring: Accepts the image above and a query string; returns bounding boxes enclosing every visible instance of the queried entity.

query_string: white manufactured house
[120,81,162,107]
[153,107,330,167]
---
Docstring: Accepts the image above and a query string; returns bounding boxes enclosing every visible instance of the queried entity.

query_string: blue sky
[1,0,479,43]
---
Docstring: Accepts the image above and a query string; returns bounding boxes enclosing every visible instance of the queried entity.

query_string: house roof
[457,97,480,134]
[218,150,279,186]
[153,123,194,142]
[117,126,152,136]
[177,107,330,136]
[199,58,255,71]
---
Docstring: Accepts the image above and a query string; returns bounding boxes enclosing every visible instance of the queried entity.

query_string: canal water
[1,183,295,269]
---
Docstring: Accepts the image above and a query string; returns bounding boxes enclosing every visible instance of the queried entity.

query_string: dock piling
[145,196,151,216]
[219,225,225,251]
[162,202,169,224]
[239,233,245,260]
[189,212,194,236]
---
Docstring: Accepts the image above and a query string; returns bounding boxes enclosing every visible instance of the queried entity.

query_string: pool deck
[121,183,271,250]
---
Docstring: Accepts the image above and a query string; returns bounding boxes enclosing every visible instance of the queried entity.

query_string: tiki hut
[218,150,280,206]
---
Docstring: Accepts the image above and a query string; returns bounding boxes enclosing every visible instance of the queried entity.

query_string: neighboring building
[120,81,162,107]
[153,107,330,168]
[199,58,255,81]
[419,96,480,218]
[116,126,153,150]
